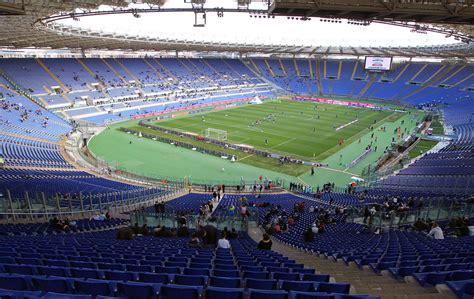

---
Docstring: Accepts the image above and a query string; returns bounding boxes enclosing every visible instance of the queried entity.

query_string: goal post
[204,128,227,141]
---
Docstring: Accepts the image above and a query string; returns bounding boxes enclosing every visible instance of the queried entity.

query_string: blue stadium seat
[184,268,211,276]
[31,277,71,293]
[74,279,113,296]
[280,280,316,292]
[159,285,202,299]
[274,272,301,281]
[0,288,42,299]
[43,293,92,299]
[104,270,135,281]
[248,288,288,299]
[214,269,240,278]
[315,282,351,294]
[246,278,278,290]
[205,286,244,299]
[174,274,208,286]
[0,275,30,291]
[138,273,170,284]
[302,274,330,282]
[209,276,241,288]
[116,281,160,299]
[446,280,474,299]
[243,271,270,279]
[289,291,336,299]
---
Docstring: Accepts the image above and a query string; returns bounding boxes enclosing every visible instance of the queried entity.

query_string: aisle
[247,227,456,299]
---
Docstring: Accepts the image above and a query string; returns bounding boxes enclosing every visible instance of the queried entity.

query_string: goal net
[204,128,227,141]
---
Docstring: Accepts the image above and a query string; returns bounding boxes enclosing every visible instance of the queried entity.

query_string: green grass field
[155,100,396,160]
[430,116,444,135]
[88,98,424,187]
[408,139,438,159]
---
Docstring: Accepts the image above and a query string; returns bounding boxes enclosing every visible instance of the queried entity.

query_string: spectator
[311,223,319,234]
[228,228,238,239]
[217,233,231,249]
[428,223,444,240]
[188,233,200,248]
[257,233,272,250]
[140,224,149,236]
[200,224,218,247]
[288,216,295,225]
[177,224,189,237]
[132,223,140,235]
[303,227,315,242]
[116,227,134,240]
[274,223,281,233]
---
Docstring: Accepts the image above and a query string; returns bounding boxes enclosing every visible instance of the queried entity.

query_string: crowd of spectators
[49,217,75,233]
[262,201,305,235]
[1,95,49,128]
[120,221,243,251]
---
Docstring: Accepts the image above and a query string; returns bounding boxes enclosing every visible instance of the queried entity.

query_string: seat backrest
[316,282,350,294]
[289,290,336,299]
[117,281,158,299]
[206,286,244,299]
[74,279,112,296]
[155,266,181,274]
[160,284,202,299]
[0,275,29,291]
[246,278,278,290]
[214,269,240,278]
[138,272,170,284]
[43,292,92,299]
[280,280,315,292]
[426,272,450,285]
[184,268,211,276]
[174,274,208,286]
[243,271,270,279]
[104,270,135,281]
[32,277,69,293]
[5,264,36,275]
[248,288,288,299]
[449,271,474,281]
[464,282,474,295]
[273,272,300,281]
[302,274,330,282]
[209,276,241,288]
[71,268,101,279]
[37,266,68,277]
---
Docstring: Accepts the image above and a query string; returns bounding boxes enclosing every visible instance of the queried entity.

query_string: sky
[57,0,459,48]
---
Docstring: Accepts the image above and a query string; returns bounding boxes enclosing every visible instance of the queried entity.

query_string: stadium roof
[0,0,472,58]
[269,0,474,25]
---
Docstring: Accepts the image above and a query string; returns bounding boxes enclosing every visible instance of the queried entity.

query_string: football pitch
[155,99,397,161]
[88,98,422,187]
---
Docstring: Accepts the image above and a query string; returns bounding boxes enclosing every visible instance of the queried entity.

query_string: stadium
[0,0,473,298]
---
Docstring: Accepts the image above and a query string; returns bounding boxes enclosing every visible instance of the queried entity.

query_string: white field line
[335,119,359,131]
[238,154,255,161]
[270,137,297,149]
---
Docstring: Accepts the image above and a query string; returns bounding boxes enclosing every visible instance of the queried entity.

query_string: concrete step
[247,227,455,298]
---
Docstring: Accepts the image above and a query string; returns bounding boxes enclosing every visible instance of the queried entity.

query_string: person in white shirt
[217,234,231,249]
[311,223,319,234]
[428,223,444,240]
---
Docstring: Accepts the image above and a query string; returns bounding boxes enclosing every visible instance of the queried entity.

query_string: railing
[0,187,183,223]
[130,207,259,232]
[346,198,474,229]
